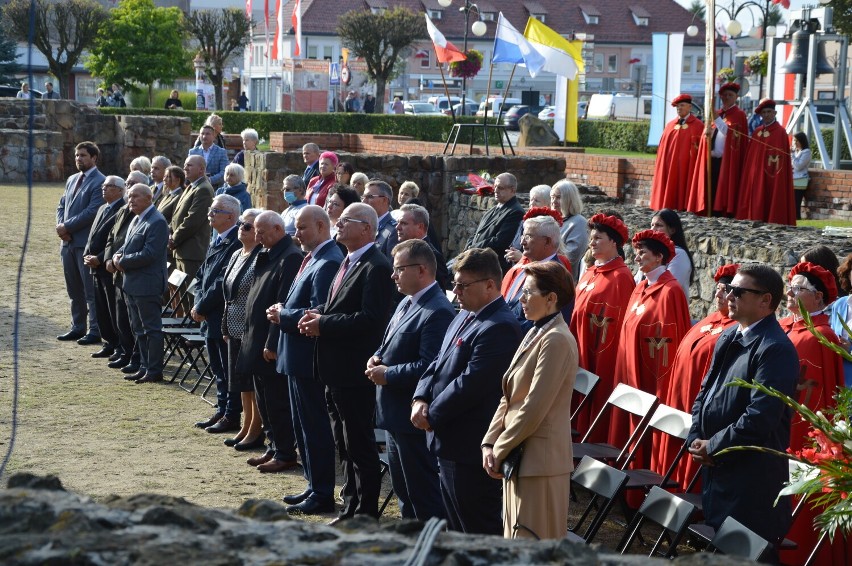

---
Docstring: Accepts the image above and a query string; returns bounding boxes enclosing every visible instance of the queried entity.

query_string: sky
[673,0,814,30]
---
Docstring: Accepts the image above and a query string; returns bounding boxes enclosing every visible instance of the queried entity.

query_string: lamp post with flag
[436,0,487,115]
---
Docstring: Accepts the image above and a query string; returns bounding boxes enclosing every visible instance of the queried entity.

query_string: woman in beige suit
[482,261,578,539]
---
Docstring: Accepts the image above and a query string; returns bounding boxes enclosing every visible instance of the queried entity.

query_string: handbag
[500,444,524,481]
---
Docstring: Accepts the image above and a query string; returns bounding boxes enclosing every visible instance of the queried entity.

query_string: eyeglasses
[520,288,541,298]
[788,285,816,295]
[208,208,229,216]
[362,194,386,201]
[337,217,369,226]
[392,263,422,275]
[724,284,767,298]
[452,278,488,291]
[239,223,253,231]
[102,184,120,189]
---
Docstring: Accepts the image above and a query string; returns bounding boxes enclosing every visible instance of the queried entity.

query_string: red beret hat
[714,263,740,283]
[523,206,563,226]
[754,98,776,113]
[672,94,692,107]
[632,229,676,262]
[588,213,629,245]
[790,262,838,304]
[718,82,741,95]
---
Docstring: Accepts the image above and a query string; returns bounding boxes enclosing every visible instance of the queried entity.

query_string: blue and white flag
[492,13,546,78]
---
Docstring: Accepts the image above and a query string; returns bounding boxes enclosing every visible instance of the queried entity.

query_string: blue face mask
[284,191,297,204]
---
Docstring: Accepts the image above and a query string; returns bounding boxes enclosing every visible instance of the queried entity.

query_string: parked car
[503,105,544,130]
[476,97,521,118]
[0,84,43,98]
[443,101,479,116]
[538,102,588,121]
[403,101,444,116]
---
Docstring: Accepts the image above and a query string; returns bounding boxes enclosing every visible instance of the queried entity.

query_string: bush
[578,120,655,153]
[123,89,199,111]
[810,128,852,162]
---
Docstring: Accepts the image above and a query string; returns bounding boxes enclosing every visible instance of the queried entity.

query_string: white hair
[225,163,245,184]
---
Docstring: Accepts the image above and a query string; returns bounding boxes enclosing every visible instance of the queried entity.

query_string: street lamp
[437,0,487,115]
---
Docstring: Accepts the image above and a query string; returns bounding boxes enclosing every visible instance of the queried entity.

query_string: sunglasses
[240,223,253,231]
[723,284,766,298]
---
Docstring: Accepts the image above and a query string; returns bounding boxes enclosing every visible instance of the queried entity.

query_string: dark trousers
[253,364,297,462]
[289,372,336,503]
[386,429,444,520]
[204,323,241,419]
[325,385,380,518]
[126,293,164,374]
[61,244,99,335]
[710,156,723,214]
[437,457,502,535]
[93,270,119,347]
[115,285,139,363]
[795,188,806,220]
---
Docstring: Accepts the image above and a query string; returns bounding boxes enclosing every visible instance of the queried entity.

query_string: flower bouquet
[449,49,483,79]
[716,67,736,85]
[454,171,494,196]
[745,52,768,77]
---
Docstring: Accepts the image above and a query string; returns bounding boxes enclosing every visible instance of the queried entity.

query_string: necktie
[296,252,312,278]
[451,312,475,344]
[71,172,85,200]
[214,235,222,247]
[330,257,351,300]
[506,268,526,302]
[390,297,412,332]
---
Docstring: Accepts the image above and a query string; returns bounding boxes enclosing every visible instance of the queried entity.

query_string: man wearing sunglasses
[687,264,798,557]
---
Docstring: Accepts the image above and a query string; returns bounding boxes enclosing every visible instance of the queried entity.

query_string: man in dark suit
[104,195,137,372]
[412,247,522,534]
[170,155,214,280]
[298,203,394,523]
[82,175,126,359]
[190,195,243,433]
[112,184,169,384]
[396,204,450,291]
[366,239,454,520]
[462,172,524,273]
[238,211,303,473]
[362,180,397,259]
[56,141,107,344]
[150,156,171,206]
[301,143,321,186]
[188,125,229,188]
[268,205,342,515]
[688,263,798,553]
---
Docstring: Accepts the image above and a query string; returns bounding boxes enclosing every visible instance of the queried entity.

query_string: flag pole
[496,64,517,125]
[438,63,456,123]
[705,0,716,217]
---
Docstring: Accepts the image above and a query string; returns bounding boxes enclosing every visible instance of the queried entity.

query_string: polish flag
[292,0,302,57]
[271,0,282,60]
[425,14,466,63]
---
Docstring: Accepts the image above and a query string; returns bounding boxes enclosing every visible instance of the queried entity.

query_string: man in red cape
[737,99,795,225]
[650,94,704,211]
[686,82,748,216]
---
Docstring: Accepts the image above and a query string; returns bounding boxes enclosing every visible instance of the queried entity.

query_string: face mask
[284,191,297,204]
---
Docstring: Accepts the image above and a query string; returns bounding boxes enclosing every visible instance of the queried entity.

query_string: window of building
[696,57,705,73]
[307,45,318,59]
[532,14,546,22]
[323,46,333,61]
[607,54,617,73]
[594,53,604,73]
[429,9,442,19]
[481,12,496,21]
[586,14,599,24]
[682,57,692,73]
[420,53,431,68]
[371,7,386,14]
[634,16,649,26]
[77,78,97,102]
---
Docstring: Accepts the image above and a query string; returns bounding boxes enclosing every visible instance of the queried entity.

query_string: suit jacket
[156,188,183,225]
[57,168,107,248]
[193,227,242,337]
[482,314,577,477]
[84,199,125,274]
[116,208,169,297]
[301,161,319,186]
[465,196,524,273]
[376,213,398,259]
[188,144,229,187]
[275,240,344,378]
[170,180,214,263]
[687,314,798,542]
[151,182,165,208]
[236,235,303,375]
[413,297,522,464]
[315,245,395,388]
[104,205,134,288]
[375,283,455,433]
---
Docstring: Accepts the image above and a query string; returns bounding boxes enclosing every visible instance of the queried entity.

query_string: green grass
[584,147,656,159]
[798,219,852,228]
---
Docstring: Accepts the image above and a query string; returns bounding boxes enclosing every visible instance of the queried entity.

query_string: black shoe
[121,364,140,374]
[234,434,266,451]
[206,416,240,434]
[282,489,312,505]
[91,345,115,358]
[108,351,124,362]
[108,357,130,369]
[135,373,163,384]
[124,369,146,381]
[195,413,224,429]
[287,498,335,515]
[57,330,84,341]
[76,334,102,346]
[223,436,244,447]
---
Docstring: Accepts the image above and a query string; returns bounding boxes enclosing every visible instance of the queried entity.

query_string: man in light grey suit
[188,125,228,188]
[113,184,169,384]
[56,141,107,343]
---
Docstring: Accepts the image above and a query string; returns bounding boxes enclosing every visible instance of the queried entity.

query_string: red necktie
[296,252,312,278]
[330,257,350,300]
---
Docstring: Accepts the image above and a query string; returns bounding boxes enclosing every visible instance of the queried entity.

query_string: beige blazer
[483,313,578,477]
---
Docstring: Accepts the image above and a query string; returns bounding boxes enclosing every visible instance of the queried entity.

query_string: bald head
[254,210,287,249]
[127,183,153,215]
[184,155,206,183]
[294,205,332,251]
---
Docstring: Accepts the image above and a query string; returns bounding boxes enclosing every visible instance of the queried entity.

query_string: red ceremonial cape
[658,310,735,488]
[569,256,635,442]
[650,114,704,211]
[501,254,572,298]
[306,173,335,208]
[608,270,691,471]
[686,104,748,216]
[737,120,795,225]
[779,313,847,566]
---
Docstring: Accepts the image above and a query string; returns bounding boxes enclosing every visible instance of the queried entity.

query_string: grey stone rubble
[0,473,756,565]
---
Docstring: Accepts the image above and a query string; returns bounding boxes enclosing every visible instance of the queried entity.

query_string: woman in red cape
[569,214,634,442]
[305,151,338,208]
[656,264,738,488]
[608,230,691,473]
[779,262,847,565]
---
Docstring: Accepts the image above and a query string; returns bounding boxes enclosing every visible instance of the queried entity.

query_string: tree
[833,0,852,34]
[0,25,20,85]
[2,0,108,98]
[337,7,426,114]
[86,0,189,107]
[184,9,253,110]
[687,0,705,22]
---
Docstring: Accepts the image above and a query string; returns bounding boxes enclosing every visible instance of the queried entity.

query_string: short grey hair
[152,155,171,168]
[303,142,320,153]
[529,185,551,206]
[213,194,241,217]
[552,179,584,217]
[241,207,264,223]
[345,202,378,235]
[524,216,564,253]
[126,171,149,186]
[256,210,286,230]
[104,175,126,195]
[241,128,259,142]
[350,172,369,186]
[284,174,306,193]
[129,156,152,176]
[400,203,429,228]
[225,163,245,184]
[366,179,393,200]
[495,172,517,190]
[399,181,420,197]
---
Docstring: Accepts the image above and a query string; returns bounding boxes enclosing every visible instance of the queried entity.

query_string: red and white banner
[272,0,282,60]
[292,0,302,58]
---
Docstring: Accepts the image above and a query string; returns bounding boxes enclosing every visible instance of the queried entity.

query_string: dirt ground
[0,183,674,554]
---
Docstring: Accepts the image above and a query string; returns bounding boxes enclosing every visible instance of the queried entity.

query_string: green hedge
[577,120,656,154]
[810,128,852,162]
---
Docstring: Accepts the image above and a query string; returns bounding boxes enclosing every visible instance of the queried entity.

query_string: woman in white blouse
[792,132,811,220]
[636,208,693,299]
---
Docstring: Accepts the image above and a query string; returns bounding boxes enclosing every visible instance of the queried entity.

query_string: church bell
[780,22,834,76]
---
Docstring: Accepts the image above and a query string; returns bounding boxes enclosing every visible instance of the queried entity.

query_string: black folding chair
[707,516,771,561]
[618,486,697,558]
[567,456,629,544]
